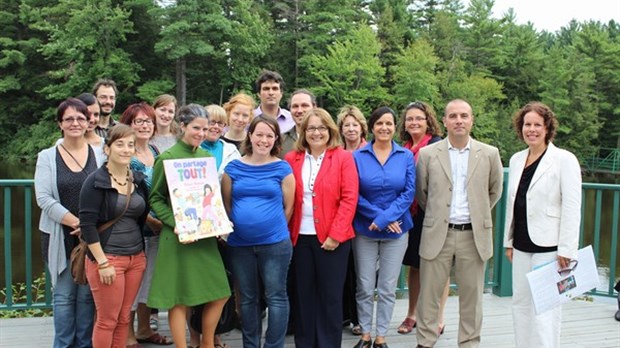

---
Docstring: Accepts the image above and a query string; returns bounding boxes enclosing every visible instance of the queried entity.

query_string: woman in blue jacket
[352,107,415,348]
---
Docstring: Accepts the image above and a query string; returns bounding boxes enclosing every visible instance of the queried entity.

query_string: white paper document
[526,245,600,315]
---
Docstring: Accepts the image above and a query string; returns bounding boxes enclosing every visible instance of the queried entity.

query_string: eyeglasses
[557,260,578,276]
[62,117,88,125]
[208,120,226,127]
[306,126,328,133]
[133,118,153,126]
[405,116,427,122]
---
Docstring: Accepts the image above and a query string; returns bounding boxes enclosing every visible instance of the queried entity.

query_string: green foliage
[307,25,389,115]
[0,0,616,164]
[392,39,441,110]
[0,273,52,318]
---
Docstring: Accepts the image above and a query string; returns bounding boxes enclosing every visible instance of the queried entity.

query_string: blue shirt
[225,159,292,247]
[353,140,415,239]
[200,140,223,170]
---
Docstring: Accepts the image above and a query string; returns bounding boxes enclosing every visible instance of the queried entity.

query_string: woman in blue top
[221,116,295,348]
[352,107,415,348]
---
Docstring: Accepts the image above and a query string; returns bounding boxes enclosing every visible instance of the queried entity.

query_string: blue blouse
[353,140,415,239]
[225,159,292,247]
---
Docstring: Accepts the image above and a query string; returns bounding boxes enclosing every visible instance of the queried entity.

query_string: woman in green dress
[148,104,230,348]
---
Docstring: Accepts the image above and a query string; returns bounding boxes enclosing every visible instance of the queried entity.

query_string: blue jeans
[229,239,293,348]
[52,261,95,348]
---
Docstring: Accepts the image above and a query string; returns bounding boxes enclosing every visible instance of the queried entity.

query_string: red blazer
[285,147,359,246]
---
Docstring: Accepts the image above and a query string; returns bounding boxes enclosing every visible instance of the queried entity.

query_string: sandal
[397,318,416,334]
[351,324,362,335]
[136,333,173,345]
[214,344,229,348]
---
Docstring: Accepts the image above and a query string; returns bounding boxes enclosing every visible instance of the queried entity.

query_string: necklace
[59,143,86,171]
[109,169,130,186]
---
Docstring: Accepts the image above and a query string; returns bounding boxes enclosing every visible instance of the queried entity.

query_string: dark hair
[255,70,285,93]
[513,102,558,144]
[289,89,317,108]
[119,102,157,135]
[105,124,135,147]
[92,78,118,96]
[56,98,89,122]
[296,108,341,152]
[203,184,213,194]
[76,93,98,107]
[178,104,209,126]
[368,106,397,135]
[399,101,444,142]
[242,116,282,157]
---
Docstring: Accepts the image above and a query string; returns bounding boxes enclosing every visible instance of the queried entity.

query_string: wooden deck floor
[1,294,618,347]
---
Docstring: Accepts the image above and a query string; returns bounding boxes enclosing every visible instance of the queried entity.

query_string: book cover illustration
[163,157,233,242]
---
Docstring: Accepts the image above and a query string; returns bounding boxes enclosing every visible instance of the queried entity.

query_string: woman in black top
[79,124,150,348]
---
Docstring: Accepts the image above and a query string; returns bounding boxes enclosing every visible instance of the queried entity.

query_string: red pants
[86,253,146,348]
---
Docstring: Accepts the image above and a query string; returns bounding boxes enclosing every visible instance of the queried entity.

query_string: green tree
[36,0,140,100]
[152,0,232,105]
[573,21,620,149]
[539,44,601,161]
[222,0,275,95]
[307,25,388,115]
[461,0,506,75]
[0,1,55,158]
[391,38,441,110]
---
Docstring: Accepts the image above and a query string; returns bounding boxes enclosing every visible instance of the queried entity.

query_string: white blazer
[503,143,582,259]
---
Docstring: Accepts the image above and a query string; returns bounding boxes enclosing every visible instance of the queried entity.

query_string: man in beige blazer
[415,99,503,348]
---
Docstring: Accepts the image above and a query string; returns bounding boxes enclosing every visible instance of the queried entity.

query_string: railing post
[4,187,14,308]
[493,169,513,297]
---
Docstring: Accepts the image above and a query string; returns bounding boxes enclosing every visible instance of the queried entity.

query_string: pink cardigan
[284,147,359,246]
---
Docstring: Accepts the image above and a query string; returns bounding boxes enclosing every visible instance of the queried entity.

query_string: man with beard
[253,70,294,134]
[92,78,118,138]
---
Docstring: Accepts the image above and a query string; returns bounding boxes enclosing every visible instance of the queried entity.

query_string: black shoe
[353,339,371,348]
[373,342,388,348]
[615,309,620,321]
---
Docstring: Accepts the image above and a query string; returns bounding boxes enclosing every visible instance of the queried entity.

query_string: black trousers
[293,235,351,348]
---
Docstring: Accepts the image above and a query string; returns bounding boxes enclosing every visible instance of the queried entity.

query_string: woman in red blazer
[285,108,359,348]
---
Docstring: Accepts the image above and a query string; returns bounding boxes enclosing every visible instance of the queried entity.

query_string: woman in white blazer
[503,102,581,348]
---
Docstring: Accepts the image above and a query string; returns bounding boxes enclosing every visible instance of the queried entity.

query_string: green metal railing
[492,181,620,297]
[1,176,619,311]
[1,180,52,311]
[585,147,620,173]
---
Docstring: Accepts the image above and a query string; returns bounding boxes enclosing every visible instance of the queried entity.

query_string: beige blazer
[503,143,581,259]
[416,138,504,261]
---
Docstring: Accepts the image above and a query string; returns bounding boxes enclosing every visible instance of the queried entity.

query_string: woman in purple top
[221,117,295,348]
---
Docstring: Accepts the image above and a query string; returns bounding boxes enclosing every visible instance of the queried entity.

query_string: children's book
[163,157,233,243]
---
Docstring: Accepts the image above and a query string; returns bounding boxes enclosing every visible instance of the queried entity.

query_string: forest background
[1,0,619,165]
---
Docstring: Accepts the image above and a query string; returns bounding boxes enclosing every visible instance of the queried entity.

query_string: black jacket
[79,164,149,260]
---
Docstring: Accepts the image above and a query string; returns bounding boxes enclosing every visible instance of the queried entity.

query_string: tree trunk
[176,58,187,106]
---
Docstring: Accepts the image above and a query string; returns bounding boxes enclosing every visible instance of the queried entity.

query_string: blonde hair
[336,105,368,142]
[295,108,341,152]
[205,104,227,124]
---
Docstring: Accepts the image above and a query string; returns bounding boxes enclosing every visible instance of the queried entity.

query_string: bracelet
[98,260,109,267]
[98,263,111,270]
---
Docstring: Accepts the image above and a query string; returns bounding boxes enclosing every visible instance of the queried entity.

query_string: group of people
[35,69,582,348]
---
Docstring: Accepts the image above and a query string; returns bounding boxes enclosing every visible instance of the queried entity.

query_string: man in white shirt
[253,70,294,134]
